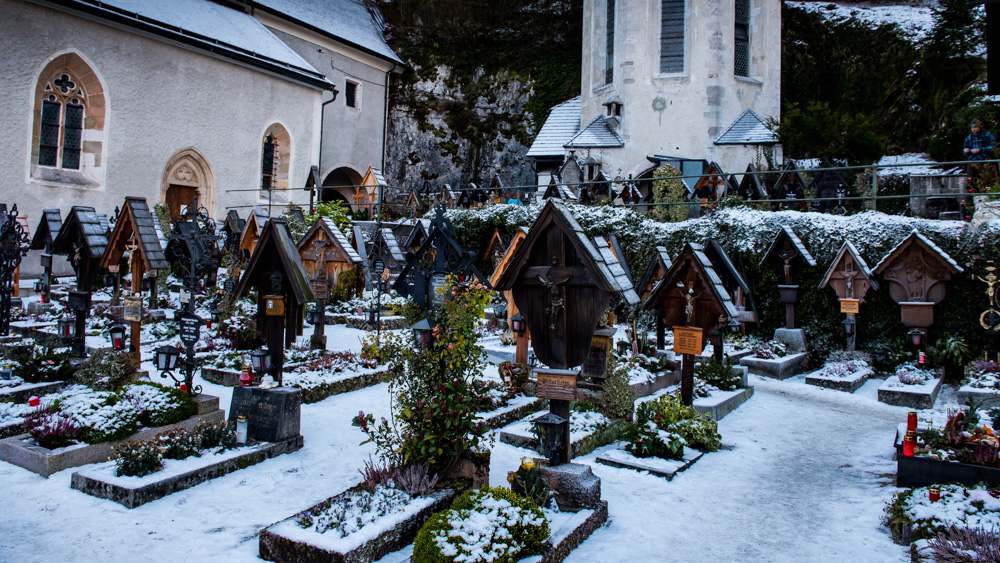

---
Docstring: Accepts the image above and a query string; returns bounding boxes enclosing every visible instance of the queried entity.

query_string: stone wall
[908,175,967,218]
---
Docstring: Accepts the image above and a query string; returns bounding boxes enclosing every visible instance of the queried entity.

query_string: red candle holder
[28,396,40,407]
[907,412,918,433]
[180,384,188,393]
[240,367,253,387]
[903,430,916,457]
[918,351,926,365]
[929,487,940,502]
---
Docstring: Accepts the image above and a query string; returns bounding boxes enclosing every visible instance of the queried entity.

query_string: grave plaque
[178,313,201,347]
[123,295,143,322]
[178,289,190,304]
[840,299,860,315]
[228,386,301,442]
[580,328,615,380]
[982,309,1000,331]
[311,279,328,300]
[536,370,578,401]
[265,295,285,317]
[673,326,703,356]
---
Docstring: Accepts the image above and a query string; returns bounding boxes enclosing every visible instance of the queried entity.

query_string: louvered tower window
[605,0,615,84]
[735,0,750,77]
[660,0,684,73]
[262,133,276,191]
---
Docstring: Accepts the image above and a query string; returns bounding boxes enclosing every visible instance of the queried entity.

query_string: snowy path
[0,371,916,562]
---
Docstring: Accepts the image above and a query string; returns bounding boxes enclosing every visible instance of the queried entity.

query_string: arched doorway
[161,148,215,220]
[321,166,363,208]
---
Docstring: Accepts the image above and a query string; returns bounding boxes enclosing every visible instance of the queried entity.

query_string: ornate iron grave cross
[0,205,29,336]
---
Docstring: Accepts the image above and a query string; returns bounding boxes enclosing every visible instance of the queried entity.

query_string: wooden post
[681,354,694,406]
[267,314,285,387]
[515,329,529,364]
[130,245,143,363]
[656,316,665,350]
[846,313,856,352]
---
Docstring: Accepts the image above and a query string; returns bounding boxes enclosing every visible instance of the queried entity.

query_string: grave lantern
[410,317,435,349]
[492,303,507,320]
[528,352,537,367]
[141,276,152,291]
[843,316,856,336]
[251,348,272,377]
[908,329,925,348]
[1,363,11,381]
[57,316,75,340]
[33,279,44,293]
[109,325,127,351]
[531,412,568,465]
[209,304,221,324]
[365,307,379,325]
[154,345,181,372]
[103,273,116,287]
[305,306,321,326]
[510,312,525,336]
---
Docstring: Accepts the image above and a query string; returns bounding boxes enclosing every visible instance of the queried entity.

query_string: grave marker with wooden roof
[872,229,962,331]
[586,169,612,202]
[809,158,850,213]
[297,218,362,293]
[234,218,315,380]
[760,225,816,329]
[221,210,245,254]
[494,199,633,369]
[100,197,169,275]
[52,206,109,291]
[693,162,727,203]
[239,206,269,259]
[771,160,807,204]
[403,220,430,252]
[490,226,530,335]
[704,238,758,328]
[637,246,673,304]
[819,240,878,302]
[488,174,506,204]
[738,164,768,200]
[30,209,62,253]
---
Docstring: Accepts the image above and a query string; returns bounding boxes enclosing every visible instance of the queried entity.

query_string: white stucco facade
[579,0,781,178]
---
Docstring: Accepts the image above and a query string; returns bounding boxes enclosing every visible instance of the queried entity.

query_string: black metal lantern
[492,304,507,320]
[843,317,856,335]
[727,318,740,333]
[141,276,152,291]
[365,307,379,325]
[410,317,436,349]
[531,412,568,465]
[528,352,537,367]
[109,324,127,351]
[209,305,221,323]
[33,279,44,293]
[57,316,76,339]
[908,329,925,347]
[154,345,181,371]
[223,278,236,294]
[510,312,525,336]
[103,273,116,287]
[305,306,321,326]
[709,330,721,347]
[374,260,385,277]
[251,348,272,375]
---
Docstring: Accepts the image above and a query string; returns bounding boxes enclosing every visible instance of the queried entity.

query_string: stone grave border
[595,448,703,480]
[500,416,627,460]
[70,435,303,508]
[0,394,222,478]
[805,365,874,393]
[739,352,808,380]
[878,372,943,410]
[535,500,609,563]
[955,385,1000,409]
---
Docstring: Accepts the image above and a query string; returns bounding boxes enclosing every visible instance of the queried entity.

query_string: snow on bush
[296,484,414,538]
[886,484,1000,542]
[964,360,1000,390]
[813,358,870,379]
[892,363,934,386]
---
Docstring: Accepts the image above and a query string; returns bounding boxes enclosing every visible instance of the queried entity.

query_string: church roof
[50,0,332,89]
[252,0,404,65]
[565,115,625,149]
[714,109,779,145]
[527,97,582,158]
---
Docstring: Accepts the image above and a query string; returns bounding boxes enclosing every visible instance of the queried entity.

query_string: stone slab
[0,380,68,404]
[878,376,943,410]
[345,315,408,331]
[804,367,872,393]
[692,387,754,421]
[533,500,609,563]
[229,386,301,443]
[629,369,681,399]
[773,328,807,354]
[259,487,457,563]
[296,370,385,404]
[537,462,601,513]
[201,363,309,387]
[478,397,547,431]
[739,352,808,380]
[595,448,703,480]
[70,435,303,508]
[0,400,224,478]
[499,418,626,460]
[956,385,1000,409]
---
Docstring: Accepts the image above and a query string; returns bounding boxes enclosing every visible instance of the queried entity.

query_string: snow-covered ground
[0,312,940,562]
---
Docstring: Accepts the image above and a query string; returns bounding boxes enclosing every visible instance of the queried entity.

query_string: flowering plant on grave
[353,276,491,476]
[964,360,1000,390]
[622,393,720,458]
[753,341,787,359]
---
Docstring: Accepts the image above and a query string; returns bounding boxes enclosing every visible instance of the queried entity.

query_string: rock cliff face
[384,65,537,204]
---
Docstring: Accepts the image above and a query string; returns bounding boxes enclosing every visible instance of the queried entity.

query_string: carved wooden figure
[297,218,362,349]
[872,229,962,336]
[819,241,878,351]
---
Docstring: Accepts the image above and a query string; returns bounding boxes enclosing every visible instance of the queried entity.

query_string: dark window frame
[734,0,750,77]
[345,80,359,108]
[606,0,615,85]
[660,0,685,74]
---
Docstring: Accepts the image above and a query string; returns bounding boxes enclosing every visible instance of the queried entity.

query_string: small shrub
[753,341,787,359]
[12,346,74,383]
[195,420,237,451]
[122,382,196,427]
[396,462,439,497]
[694,359,742,391]
[598,353,634,419]
[330,267,365,303]
[630,393,721,453]
[927,526,1000,562]
[156,428,202,461]
[23,409,81,449]
[413,487,549,563]
[359,455,399,493]
[113,440,163,477]
[623,420,686,460]
[76,349,139,391]
[509,458,549,509]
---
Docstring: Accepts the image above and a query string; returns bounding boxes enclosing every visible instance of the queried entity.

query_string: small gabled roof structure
[738,163,768,200]
[234,218,315,305]
[564,115,625,149]
[438,184,459,207]
[714,109,779,145]
[100,197,169,272]
[543,183,578,202]
[52,206,109,261]
[239,206,270,255]
[727,175,740,195]
[872,230,962,307]
[819,240,878,301]
[297,218,362,265]
[642,242,739,331]
[772,160,808,200]
[405,187,425,210]
[606,233,633,285]
[223,210,245,234]
[360,167,387,202]
[587,169,612,199]
[488,174,506,203]
[692,162,727,202]
[527,96,582,158]
[403,219,431,251]
[30,209,62,251]
[373,227,406,263]
[638,246,673,304]
[303,165,321,191]
[703,238,759,325]
[489,227,529,287]
[592,237,639,305]
[761,226,817,269]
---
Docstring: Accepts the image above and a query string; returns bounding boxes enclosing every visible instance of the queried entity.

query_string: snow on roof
[319,218,362,264]
[565,115,625,149]
[527,97,582,158]
[714,109,778,145]
[819,240,878,291]
[252,0,403,65]
[873,229,964,275]
[83,0,325,83]
[592,237,640,305]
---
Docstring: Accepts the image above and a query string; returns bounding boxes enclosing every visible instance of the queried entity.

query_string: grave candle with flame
[903,430,916,457]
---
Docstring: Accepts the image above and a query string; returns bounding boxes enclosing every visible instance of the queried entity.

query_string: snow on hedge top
[785,1,937,41]
[872,228,964,274]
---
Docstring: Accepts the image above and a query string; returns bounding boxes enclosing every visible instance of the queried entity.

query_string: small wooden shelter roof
[872,230,963,275]
[642,242,740,321]
[773,161,808,195]
[543,184,578,202]
[30,209,62,251]
[405,188,424,209]
[704,238,753,299]
[51,206,109,260]
[100,197,169,271]
[489,227,529,287]
[297,218,362,264]
[493,199,630,297]
[234,218,315,304]
[592,236,639,305]
[222,210,246,235]
[760,226,817,268]
[239,206,270,249]
[404,219,431,250]
[819,240,879,291]
[738,164,768,200]
[638,246,673,303]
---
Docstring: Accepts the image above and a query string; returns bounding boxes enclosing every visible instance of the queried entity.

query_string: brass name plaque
[840,299,860,315]
[673,326,703,356]
[536,370,578,402]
